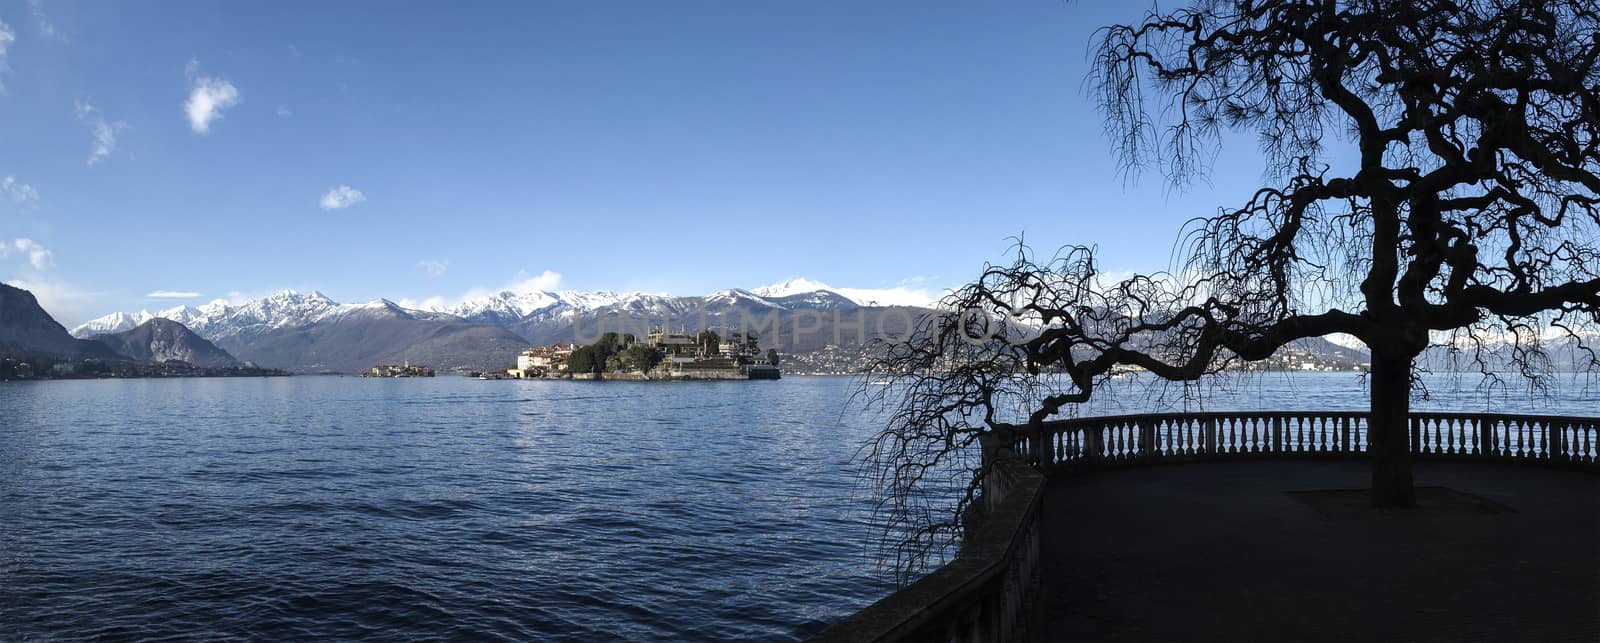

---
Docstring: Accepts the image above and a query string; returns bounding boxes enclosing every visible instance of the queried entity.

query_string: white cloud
[752,276,941,307]
[504,269,563,293]
[0,19,15,93]
[4,277,96,326]
[1,238,54,270]
[145,290,202,299]
[276,105,292,118]
[319,185,366,210]
[831,285,939,308]
[29,0,62,41]
[417,259,449,277]
[2,175,39,205]
[396,295,450,311]
[184,61,241,134]
[75,100,125,166]
[399,270,564,313]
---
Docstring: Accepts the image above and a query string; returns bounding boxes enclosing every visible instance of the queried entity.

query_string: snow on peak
[70,310,155,337]
[751,278,835,299]
[750,277,937,308]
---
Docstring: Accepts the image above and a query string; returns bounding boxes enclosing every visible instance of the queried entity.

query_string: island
[502,331,780,381]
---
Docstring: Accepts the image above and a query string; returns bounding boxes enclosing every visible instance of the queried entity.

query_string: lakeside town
[0,355,290,381]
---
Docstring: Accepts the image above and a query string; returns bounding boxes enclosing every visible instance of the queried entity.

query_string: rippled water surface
[3,372,1596,640]
[2,377,891,641]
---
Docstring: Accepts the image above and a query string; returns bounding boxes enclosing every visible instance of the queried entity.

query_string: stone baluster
[1480,416,1496,458]
[1139,418,1155,464]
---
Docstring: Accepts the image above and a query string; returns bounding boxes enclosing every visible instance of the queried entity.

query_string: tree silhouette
[864,0,1600,578]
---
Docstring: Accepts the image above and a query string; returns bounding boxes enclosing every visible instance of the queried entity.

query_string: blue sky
[1,1,1308,325]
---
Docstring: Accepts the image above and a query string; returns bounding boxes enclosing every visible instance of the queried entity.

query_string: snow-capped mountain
[71,290,420,342]
[753,278,937,308]
[69,310,156,337]
[68,278,943,369]
[90,318,240,368]
[750,278,835,299]
[702,288,784,310]
[437,289,650,322]
[437,289,691,327]
[74,279,932,342]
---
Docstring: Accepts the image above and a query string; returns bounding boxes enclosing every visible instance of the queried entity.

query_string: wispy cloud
[417,259,449,277]
[276,105,292,118]
[2,175,39,205]
[145,290,202,299]
[184,59,241,134]
[4,277,96,326]
[397,270,564,312]
[75,100,126,166]
[504,269,563,293]
[753,276,942,307]
[1,238,54,270]
[0,19,15,93]
[319,185,366,210]
[29,0,62,41]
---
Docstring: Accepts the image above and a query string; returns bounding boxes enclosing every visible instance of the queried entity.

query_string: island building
[508,344,575,379]
[510,330,779,380]
[365,362,434,377]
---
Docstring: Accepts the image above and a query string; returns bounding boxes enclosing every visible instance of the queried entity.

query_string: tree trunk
[1367,350,1416,508]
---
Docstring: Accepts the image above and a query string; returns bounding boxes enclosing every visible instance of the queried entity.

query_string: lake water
[3,372,1597,640]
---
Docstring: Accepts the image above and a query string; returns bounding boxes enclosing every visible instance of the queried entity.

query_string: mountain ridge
[0,282,126,360]
[91,319,240,368]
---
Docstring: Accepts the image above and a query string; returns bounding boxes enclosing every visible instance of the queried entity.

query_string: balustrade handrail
[1001,410,1599,471]
[1033,409,1600,425]
[816,409,1597,643]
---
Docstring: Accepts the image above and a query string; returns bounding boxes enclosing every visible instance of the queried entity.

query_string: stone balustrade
[812,411,1598,642]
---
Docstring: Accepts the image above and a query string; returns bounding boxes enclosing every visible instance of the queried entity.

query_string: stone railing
[808,434,1044,643]
[814,410,1597,642]
[1006,411,1600,472]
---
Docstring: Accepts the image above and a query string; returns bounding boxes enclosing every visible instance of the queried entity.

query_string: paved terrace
[1037,460,1600,642]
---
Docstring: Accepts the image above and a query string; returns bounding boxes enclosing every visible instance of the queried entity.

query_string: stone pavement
[1035,460,1599,642]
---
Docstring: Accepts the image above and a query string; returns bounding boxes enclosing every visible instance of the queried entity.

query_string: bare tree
[866,0,1600,574]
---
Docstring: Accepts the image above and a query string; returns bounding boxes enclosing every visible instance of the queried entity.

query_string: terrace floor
[1035,460,1599,642]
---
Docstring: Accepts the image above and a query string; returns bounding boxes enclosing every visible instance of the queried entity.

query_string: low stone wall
[809,436,1045,642]
[565,370,749,381]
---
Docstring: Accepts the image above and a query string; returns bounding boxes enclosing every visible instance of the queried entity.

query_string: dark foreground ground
[1038,460,1599,642]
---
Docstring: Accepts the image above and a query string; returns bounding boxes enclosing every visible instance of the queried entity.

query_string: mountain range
[89,318,240,368]
[67,282,936,373]
[12,277,1391,377]
[0,283,124,360]
[28,276,1600,377]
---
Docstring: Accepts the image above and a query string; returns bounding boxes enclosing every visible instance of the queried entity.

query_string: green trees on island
[567,332,628,374]
[566,328,772,375]
[621,344,663,373]
[567,332,668,375]
[695,330,721,355]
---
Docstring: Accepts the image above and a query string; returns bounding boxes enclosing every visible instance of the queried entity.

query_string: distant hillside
[505,291,929,355]
[212,300,530,374]
[73,282,1385,375]
[91,319,239,368]
[0,283,124,359]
